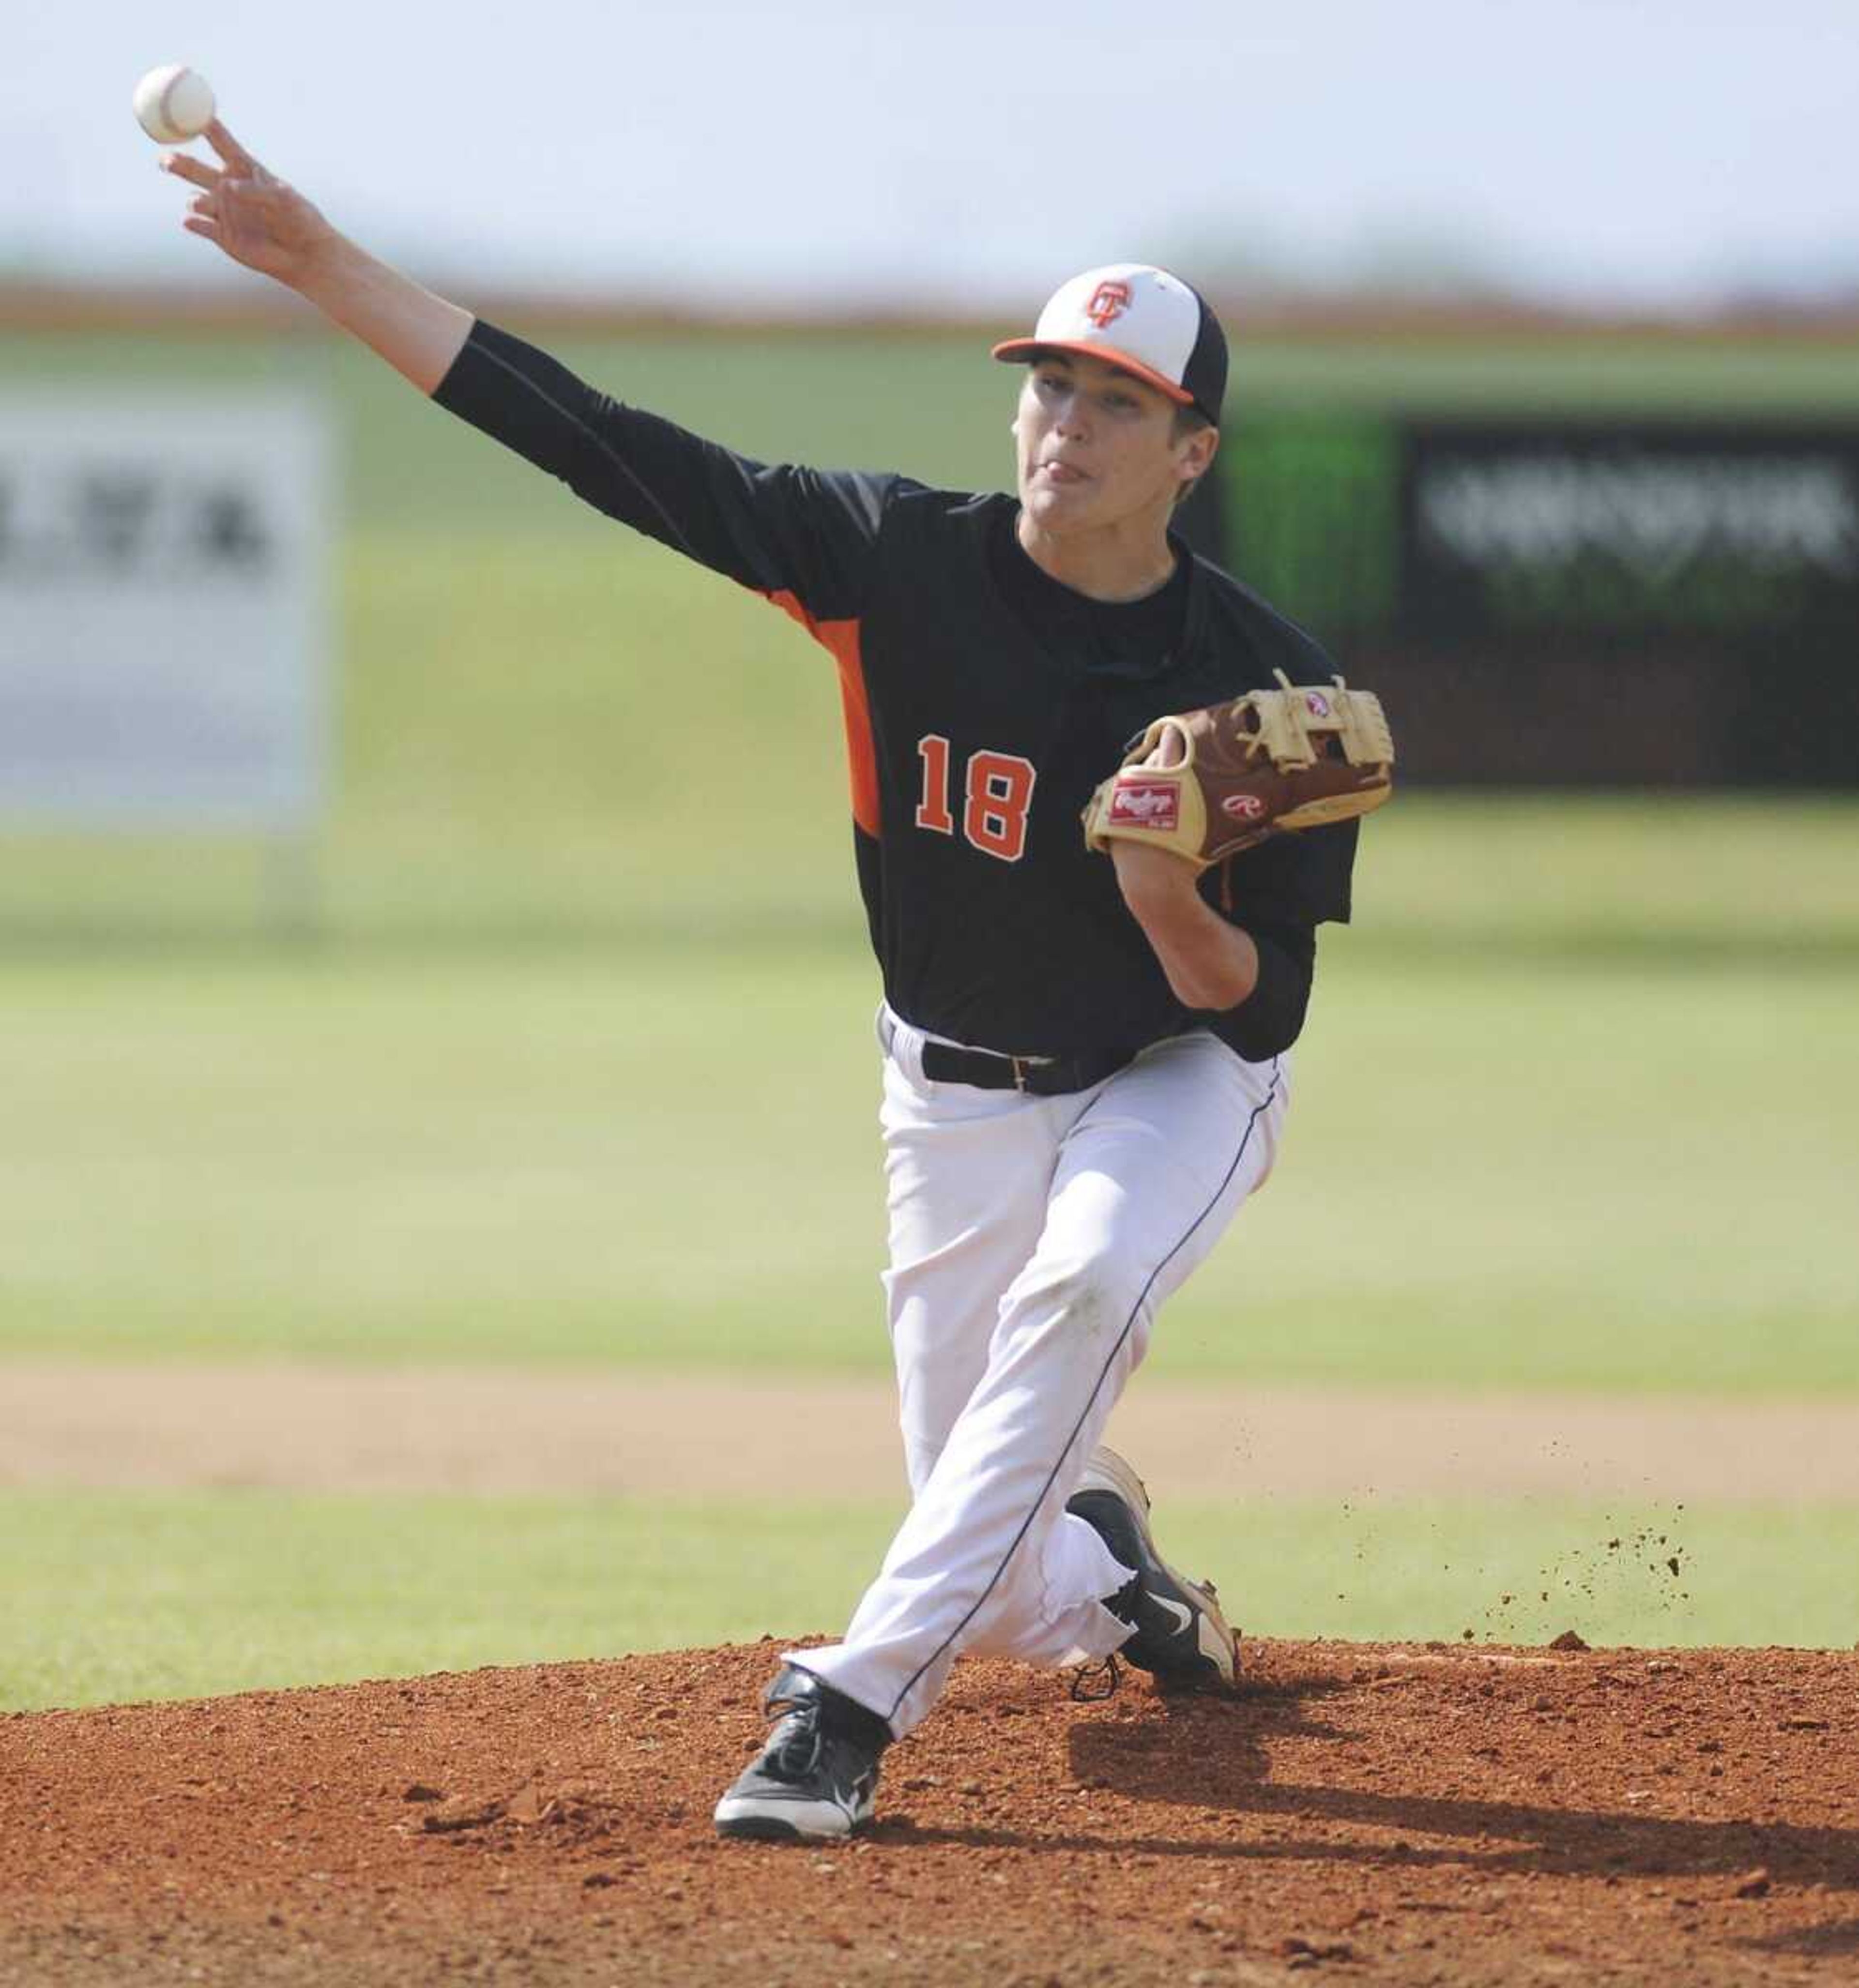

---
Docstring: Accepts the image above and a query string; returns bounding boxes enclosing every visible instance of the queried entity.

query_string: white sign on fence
[0,393,334,830]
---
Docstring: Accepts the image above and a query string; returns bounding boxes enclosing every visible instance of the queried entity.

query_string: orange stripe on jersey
[764,590,880,838]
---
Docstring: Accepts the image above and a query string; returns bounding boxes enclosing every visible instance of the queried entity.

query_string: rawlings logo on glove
[1108,783,1180,828]
[1082,671,1395,871]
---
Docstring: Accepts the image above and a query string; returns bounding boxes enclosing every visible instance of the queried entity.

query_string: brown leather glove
[1083,672,1395,871]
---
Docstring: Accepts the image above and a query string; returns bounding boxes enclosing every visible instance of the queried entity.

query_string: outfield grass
[0,321,1854,1390]
[2,1487,1850,1713]
[2,912,1854,1392]
[5,319,1857,945]
[2,323,1853,1719]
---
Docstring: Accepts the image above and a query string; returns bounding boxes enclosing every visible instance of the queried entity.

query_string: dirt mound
[3,1638,1856,1986]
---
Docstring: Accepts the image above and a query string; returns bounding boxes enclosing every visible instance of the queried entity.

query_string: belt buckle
[1009,1053,1057,1093]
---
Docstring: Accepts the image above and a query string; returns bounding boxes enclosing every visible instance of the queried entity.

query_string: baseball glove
[1082,671,1395,871]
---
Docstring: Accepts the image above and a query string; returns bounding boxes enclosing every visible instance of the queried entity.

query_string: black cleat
[1067,1445,1239,1692]
[713,1665,889,1840]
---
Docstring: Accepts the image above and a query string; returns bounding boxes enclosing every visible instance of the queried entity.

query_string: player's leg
[715,1009,1069,1839]
[971,1033,1288,1660]
[924,1032,1286,1673]
[797,1033,1286,1738]
[875,1031,1055,1494]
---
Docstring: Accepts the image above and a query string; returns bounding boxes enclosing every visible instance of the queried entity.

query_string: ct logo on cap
[990,262,1230,426]
[1086,280,1132,329]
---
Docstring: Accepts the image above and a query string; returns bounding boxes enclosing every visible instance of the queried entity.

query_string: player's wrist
[290,228,366,308]
[294,239,474,395]
[1110,840,1204,921]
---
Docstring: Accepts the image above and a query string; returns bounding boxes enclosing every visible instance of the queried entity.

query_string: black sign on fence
[1223,416,1859,788]
[1401,424,1859,636]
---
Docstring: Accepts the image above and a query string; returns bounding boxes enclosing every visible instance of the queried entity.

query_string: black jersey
[434,320,1357,1062]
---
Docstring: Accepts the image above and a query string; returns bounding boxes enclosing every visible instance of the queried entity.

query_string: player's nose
[1050,389,1090,437]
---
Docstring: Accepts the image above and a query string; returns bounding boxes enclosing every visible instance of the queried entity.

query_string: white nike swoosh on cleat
[1151,1594,1194,1635]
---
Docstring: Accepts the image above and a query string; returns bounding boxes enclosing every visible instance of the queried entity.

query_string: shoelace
[1069,1652,1123,1702]
[767,1700,826,1780]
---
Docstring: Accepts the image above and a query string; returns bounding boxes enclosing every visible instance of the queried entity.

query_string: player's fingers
[160,151,221,192]
[187,193,221,222]
[203,119,259,174]
[182,214,223,243]
[1143,721,1189,769]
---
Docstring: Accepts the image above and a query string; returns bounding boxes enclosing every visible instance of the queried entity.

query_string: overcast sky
[18,0,1859,312]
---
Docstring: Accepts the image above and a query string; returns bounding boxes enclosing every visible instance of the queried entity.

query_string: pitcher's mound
[3,1637,1855,1985]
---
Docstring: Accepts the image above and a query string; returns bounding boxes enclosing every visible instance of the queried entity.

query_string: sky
[17,0,1859,313]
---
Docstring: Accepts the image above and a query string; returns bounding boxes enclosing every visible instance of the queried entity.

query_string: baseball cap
[992,263,1228,425]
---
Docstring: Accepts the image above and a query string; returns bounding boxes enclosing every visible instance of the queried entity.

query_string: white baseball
[132,64,216,144]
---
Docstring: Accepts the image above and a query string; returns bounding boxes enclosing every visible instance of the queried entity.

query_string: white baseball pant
[792,1004,1287,1738]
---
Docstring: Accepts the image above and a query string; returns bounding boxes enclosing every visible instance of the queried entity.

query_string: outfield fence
[1221,415,1859,788]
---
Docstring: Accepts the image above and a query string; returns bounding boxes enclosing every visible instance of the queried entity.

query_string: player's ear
[1180,424,1219,487]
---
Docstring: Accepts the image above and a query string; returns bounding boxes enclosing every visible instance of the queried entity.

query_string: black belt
[919,1041,1136,1095]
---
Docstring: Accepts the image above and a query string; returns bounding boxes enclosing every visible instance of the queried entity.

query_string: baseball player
[161,124,1364,1842]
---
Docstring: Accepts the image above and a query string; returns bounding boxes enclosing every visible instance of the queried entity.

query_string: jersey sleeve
[431,318,903,621]
[1223,819,1358,928]
[1191,918,1315,1063]
[1187,830,1337,1059]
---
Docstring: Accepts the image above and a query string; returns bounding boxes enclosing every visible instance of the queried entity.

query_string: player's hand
[159,121,338,288]
[1112,716,1256,1009]
[1121,696,1233,974]
[1108,720,1202,894]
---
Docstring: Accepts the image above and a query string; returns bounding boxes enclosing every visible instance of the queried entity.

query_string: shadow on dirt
[876,1661,1859,1913]
[1053,1669,1859,1901]
[1737,1918,1859,1959]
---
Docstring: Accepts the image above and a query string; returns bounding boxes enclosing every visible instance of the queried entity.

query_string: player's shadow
[883,1665,1859,1924]
[877,1667,1341,1850]
[1738,1918,1859,1960]
[1054,1682,1859,1906]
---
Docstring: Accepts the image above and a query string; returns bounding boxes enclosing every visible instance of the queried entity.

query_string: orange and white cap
[992,263,1228,424]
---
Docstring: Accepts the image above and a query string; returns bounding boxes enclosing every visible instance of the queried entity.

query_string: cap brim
[991,337,1194,407]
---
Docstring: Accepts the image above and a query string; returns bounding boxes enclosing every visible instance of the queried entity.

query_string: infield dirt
[4,1635,1856,1987]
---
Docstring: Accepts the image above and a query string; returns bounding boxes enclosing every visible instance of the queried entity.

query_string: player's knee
[1005,1254,1147,1350]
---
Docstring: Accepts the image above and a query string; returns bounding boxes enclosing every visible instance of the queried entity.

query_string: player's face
[1012,353,1213,535]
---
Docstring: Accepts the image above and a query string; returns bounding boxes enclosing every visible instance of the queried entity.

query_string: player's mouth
[1037,458,1091,485]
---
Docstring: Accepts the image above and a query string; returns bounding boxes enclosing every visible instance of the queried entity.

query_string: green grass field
[3,923,1856,1392]
[2,1488,1850,1714]
[2,321,1856,1709]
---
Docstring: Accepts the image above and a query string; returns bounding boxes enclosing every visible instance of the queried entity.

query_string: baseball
[132,64,216,144]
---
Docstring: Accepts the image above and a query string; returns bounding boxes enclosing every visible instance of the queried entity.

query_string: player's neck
[1014,508,1178,604]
